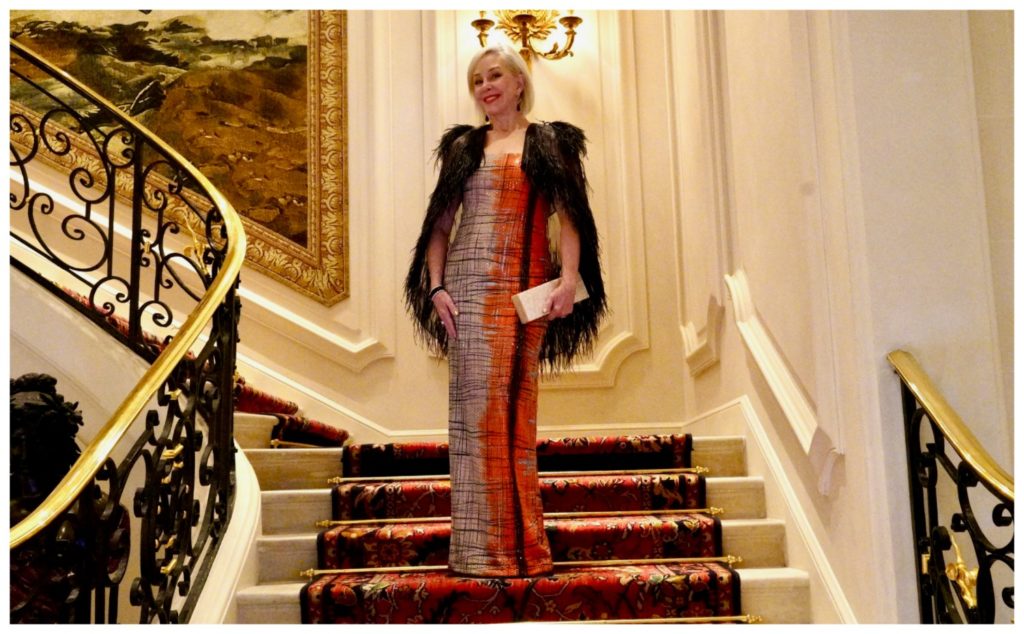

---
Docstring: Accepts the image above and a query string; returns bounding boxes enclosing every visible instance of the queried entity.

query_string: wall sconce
[472,10,582,68]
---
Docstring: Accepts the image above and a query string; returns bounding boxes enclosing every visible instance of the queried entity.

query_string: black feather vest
[404,121,607,371]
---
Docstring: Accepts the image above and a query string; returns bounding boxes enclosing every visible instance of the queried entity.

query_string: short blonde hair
[466,44,534,116]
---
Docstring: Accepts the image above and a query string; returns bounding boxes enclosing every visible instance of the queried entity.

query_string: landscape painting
[10,10,349,304]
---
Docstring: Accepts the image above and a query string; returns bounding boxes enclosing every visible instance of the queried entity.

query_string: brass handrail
[9,37,247,548]
[887,350,1013,502]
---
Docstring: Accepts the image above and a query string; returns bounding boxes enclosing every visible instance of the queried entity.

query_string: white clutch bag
[512,278,589,323]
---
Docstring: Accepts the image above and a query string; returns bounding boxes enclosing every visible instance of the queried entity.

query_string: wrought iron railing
[889,350,1014,624]
[9,38,246,623]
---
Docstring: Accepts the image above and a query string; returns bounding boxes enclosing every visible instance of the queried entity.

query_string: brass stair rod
[301,555,743,578]
[571,614,764,625]
[316,507,724,528]
[329,465,709,485]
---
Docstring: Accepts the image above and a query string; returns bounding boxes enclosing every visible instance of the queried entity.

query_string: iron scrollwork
[10,40,241,623]
[900,383,1014,623]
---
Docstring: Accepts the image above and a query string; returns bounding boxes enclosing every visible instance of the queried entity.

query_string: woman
[404,44,607,578]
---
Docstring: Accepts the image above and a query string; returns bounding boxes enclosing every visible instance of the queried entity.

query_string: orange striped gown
[444,152,554,577]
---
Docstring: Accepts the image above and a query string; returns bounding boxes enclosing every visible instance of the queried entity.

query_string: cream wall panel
[722,12,819,401]
[967,11,1014,442]
[844,10,1009,464]
[835,10,1009,620]
[10,265,150,442]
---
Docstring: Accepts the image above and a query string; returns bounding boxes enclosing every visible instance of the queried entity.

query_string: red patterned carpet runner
[301,434,742,624]
[319,514,722,569]
[343,434,693,477]
[270,414,349,447]
[303,561,739,624]
[331,472,706,520]
[234,376,299,417]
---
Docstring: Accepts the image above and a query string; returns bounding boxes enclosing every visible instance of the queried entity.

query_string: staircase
[232,411,811,624]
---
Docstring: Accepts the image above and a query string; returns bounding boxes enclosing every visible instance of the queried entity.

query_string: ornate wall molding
[237,287,391,372]
[668,11,732,377]
[681,297,724,376]
[724,270,841,496]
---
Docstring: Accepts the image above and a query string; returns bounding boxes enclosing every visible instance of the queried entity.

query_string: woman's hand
[432,289,459,339]
[547,209,581,321]
[545,275,577,320]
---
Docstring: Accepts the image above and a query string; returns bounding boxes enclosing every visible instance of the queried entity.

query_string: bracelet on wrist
[428,285,446,299]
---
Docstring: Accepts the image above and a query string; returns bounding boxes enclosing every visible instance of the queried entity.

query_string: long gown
[444,152,554,577]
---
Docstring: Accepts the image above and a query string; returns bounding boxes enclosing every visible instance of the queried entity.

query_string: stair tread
[245,435,749,490]
[313,560,736,579]
[259,475,767,534]
[247,435,742,455]
[245,436,742,459]
[259,516,784,541]
[237,571,809,624]
[259,478,764,496]
[247,447,344,457]
[260,473,764,494]
[255,517,787,583]
[239,565,807,598]
[236,413,281,423]
[735,566,809,581]
[237,434,806,622]
[237,582,307,599]
[235,413,281,449]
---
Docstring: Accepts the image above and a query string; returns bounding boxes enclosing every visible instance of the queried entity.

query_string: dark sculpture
[10,373,130,623]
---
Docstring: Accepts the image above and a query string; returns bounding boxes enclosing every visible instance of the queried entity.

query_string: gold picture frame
[246,10,349,305]
[10,10,349,305]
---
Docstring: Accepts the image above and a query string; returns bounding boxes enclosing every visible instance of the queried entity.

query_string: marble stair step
[261,476,766,536]
[733,567,812,624]
[331,471,708,520]
[296,561,740,623]
[235,413,280,450]
[235,565,809,625]
[256,517,787,584]
[246,435,747,491]
[247,448,343,490]
[235,430,808,625]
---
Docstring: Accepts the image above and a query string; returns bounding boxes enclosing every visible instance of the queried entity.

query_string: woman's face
[472,53,524,119]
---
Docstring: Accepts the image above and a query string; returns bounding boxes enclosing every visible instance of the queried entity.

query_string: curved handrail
[9,37,247,548]
[888,349,1013,502]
